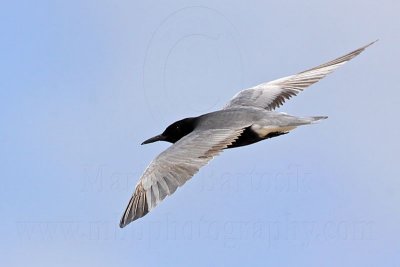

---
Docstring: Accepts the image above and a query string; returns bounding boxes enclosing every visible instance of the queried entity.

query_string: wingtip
[363,39,379,49]
[352,40,377,56]
[119,216,129,228]
[119,183,149,229]
[119,214,142,228]
[119,213,129,228]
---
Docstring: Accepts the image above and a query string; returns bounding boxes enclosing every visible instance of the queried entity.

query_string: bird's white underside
[251,124,296,137]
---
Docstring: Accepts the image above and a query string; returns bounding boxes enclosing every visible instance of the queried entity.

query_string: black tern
[120,41,375,228]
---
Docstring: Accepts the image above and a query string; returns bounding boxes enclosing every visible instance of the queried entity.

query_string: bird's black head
[141,117,197,145]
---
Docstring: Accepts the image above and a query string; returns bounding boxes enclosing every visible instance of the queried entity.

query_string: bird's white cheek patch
[251,124,296,138]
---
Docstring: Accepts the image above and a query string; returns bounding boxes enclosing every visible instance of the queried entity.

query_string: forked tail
[289,115,328,126]
[309,116,328,123]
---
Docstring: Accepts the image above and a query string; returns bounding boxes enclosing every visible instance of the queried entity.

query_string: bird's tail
[308,116,328,123]
[288,115,328,126]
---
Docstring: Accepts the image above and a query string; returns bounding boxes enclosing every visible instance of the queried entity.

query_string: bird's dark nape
[160,117,197,143]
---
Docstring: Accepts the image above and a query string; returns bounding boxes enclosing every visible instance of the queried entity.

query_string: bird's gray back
[196,107,303,130]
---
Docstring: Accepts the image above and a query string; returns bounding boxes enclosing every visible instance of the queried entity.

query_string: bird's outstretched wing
[224,41,376,111]
[120,128,246,228]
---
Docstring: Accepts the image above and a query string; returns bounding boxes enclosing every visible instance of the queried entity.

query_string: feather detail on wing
[119,128,246,228]
[224,41,376,110]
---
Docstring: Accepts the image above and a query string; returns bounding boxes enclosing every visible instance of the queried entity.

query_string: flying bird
[120,41,375,228]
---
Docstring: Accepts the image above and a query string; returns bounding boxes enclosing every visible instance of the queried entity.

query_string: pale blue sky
[1,1,399,266]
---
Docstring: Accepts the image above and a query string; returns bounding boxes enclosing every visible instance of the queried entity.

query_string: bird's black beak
[141,134,166,145]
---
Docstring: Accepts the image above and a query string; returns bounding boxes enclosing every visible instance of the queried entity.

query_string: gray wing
[224,41,376,111]
[120,128,245,228]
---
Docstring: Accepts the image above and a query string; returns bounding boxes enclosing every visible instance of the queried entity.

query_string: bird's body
[119,41,376,228]
[177,107,326,149]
